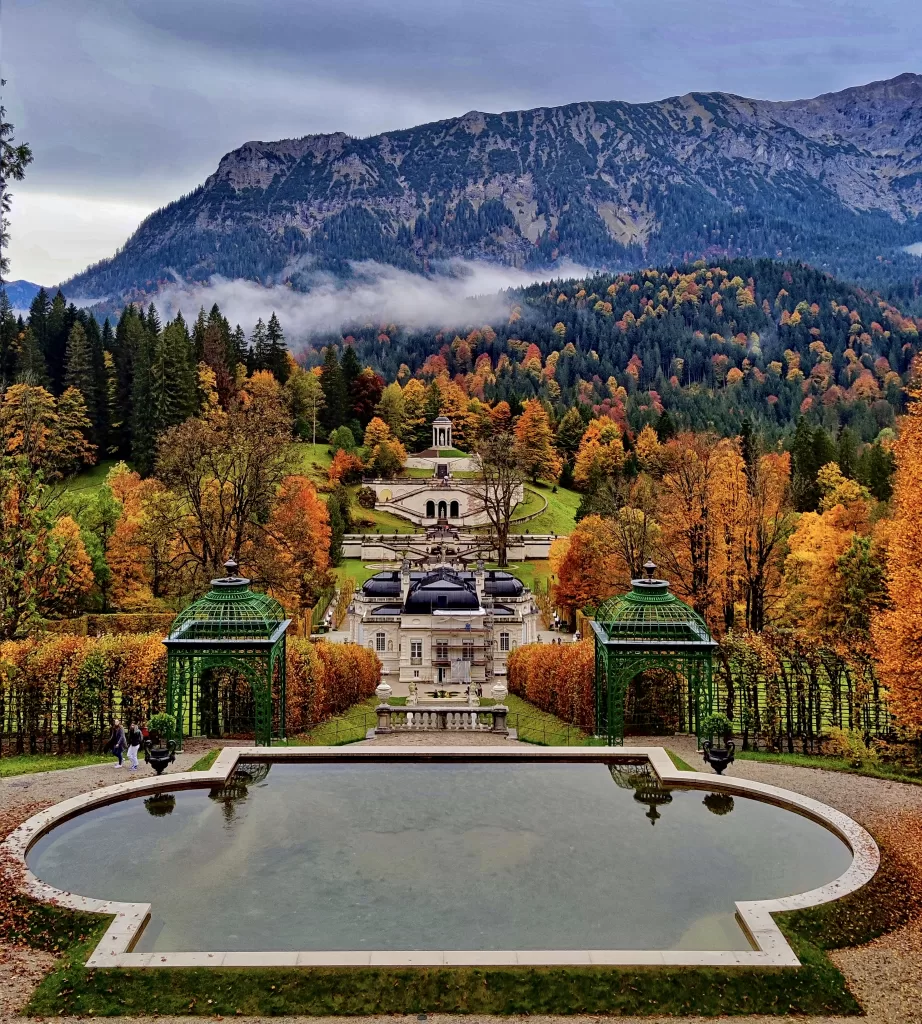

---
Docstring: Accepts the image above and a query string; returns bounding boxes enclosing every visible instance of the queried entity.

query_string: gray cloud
[148,259,592,350]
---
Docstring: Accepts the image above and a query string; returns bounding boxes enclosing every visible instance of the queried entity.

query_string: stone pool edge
[3,744,879,971]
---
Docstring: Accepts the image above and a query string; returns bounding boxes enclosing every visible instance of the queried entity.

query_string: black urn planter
[144,738,176,775]
[702,740,735,775]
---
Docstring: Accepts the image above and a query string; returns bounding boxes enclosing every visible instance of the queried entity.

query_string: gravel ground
[2,733,921,1023]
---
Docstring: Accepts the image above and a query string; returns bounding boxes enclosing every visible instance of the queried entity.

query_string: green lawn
[735,748,922,786]
[292,442,333,485]
[347,499,419,534]
[62,460,121,496]
[0,752,112,777]
[486,559,550,593]
[189,749,220,772]
[335,559,383,589]
[511,483,580,535]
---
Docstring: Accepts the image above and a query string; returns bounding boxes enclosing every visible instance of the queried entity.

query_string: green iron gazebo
[591,561,716,745]
[164,560,291,749]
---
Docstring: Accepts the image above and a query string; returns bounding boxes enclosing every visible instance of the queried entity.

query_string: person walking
[126,720,143,772]
[111,720,127,768]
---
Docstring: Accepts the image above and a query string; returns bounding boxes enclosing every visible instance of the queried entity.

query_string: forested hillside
[303,258,920,443]
[60,74,922,306]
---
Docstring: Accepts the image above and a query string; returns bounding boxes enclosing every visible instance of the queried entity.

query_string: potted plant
[700,712,735,775]
[145,712,177,775]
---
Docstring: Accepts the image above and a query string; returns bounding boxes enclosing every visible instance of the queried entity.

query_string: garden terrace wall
[0,634,380,755]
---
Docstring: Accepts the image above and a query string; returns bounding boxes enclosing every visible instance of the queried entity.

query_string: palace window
[499,632,510,652]
[375,632,386,653]
[410,640,423,665]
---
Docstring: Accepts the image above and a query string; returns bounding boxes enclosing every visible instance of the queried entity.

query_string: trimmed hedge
[508,639,594,731]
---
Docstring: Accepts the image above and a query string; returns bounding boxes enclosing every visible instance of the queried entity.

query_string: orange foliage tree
[553,515,624,618]
[872,364,922,729]
[513,399,562,483]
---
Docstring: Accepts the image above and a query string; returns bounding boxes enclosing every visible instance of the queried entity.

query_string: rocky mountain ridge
[63,73,922,303]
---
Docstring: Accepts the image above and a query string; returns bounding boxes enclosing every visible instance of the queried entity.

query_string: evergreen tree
[0,289,17,383]
[229,324,248,375]
[340,344,362,397]
[113,305,145,459]
[26,287,50,361]
[656,410,677,441]
[63,322,96,422]
[856,441,896,502]
[837,427,859,478]
[14,325,47,383]
[320,346,348,431]
[265,312,289,383]
[791,419,836,511]
[250,318,269,373]
[150,316,197,438]
[130,320,157,475]
[555,407,585,463]
[192,306,208,362]
[327,490,345,567]
[44,289,68,390]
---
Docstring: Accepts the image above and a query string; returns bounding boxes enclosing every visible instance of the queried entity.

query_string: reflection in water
[608,763,673,825]
[208,763,271,823]
[703,792,735,816]
[144,794,176,817]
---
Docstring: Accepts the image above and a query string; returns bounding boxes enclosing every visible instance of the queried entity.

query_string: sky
[3,0,921,285]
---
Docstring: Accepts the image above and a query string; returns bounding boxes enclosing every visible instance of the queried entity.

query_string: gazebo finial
[643,559,657,580]
[224,558,240,578]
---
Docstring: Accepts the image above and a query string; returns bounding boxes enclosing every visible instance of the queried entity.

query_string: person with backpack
[126,720,143,772]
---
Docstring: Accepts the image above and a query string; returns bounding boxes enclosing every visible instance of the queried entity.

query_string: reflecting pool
[27,761,851,953]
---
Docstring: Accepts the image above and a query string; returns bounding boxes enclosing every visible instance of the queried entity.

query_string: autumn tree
[0,457,92,637]
[285,365,325,445]
[514,399,561,484]
[248,475,333,632]
[468,431,527,567]
[553,515,623,619]
[573,417,626,489]
[872,363,922,727]
[153,384,295,586]
[0,382,96,478]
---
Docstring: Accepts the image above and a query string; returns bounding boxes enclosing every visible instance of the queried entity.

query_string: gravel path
[2,734,921,1023]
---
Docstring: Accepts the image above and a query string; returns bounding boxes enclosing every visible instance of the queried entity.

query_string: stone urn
[375,682,393,702]
[144,738,176,776]
[702,740,735,775]
[491,682,508,702]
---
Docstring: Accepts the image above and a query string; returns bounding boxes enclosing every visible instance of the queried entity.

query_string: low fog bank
[150,258,593,342]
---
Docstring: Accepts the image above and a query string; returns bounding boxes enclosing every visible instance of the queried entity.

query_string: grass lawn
[511,482,580,535]
[735,748,922,786]
[486,559,550,593]
[350,503,418,533]
[0,752,111,777]
[61,460,121,496]
[291,442,333,485]
[334,559,383,589]
[189,749,220,772]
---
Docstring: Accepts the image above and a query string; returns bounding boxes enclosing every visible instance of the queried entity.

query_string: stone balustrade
[374,703,511,735]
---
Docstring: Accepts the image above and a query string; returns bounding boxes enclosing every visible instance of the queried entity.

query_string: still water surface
[28,761,851,952]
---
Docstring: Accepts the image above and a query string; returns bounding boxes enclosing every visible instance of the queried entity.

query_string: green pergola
[164,560,291,750]
[591,562,716,745]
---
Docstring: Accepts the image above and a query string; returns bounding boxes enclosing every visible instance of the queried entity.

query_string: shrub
[357,486,377,509]
[508,639,595,731]
[700,712,735,744]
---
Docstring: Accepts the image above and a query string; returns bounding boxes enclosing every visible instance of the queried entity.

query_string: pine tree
[13,325,47,383]
[44,289,68,391]
[113,306,145,459]
[150,317,197,437]
[130,321,157,475]
[555,407,585,463]
[63,322,96,419]
[250,318,269,373]
[0,289,18,383]
[27,287,50,359]
[265,312,289,383]
[229,324,248,375]
[320,346,348,431]
[341,344,361,396]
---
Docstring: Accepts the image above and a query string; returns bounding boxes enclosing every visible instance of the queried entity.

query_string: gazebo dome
[594,562,714,647]
[167,560,288,643]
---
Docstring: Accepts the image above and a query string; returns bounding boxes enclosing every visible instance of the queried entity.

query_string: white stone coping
[2,745,879,971]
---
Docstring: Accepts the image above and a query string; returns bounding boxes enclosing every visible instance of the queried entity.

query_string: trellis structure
[164,561,291,750]
[591,563,717,745]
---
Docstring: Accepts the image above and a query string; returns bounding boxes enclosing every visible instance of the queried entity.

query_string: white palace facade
[346,562,540,688]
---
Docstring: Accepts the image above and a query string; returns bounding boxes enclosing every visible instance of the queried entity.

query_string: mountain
[2,280,45,312]
[63,74,922,304]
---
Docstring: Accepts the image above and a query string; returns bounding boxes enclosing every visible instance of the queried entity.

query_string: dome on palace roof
[483,570,525,597]
[403,568,481,613]
[362,572,402,597]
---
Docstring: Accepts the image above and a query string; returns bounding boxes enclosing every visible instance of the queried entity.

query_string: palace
[346,562,540,688]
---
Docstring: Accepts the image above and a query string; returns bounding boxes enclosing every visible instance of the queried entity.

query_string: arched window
[425,500,435,518]
[437,500,447,518]
[375,632,386,653]
[449,500,459,518]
